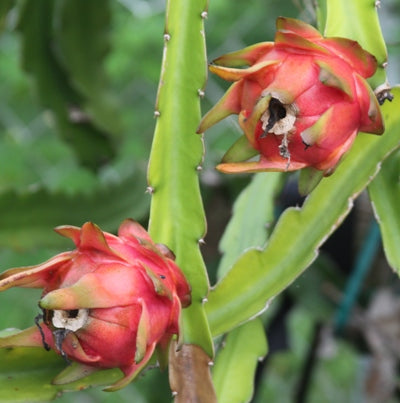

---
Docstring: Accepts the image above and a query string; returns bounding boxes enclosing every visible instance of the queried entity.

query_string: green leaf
[147,0,213,355]
[206,87,400,337]
[211,174,279,402]
[218,172,283,278]
[0,0,13,31]
[368,149,400,272]
[54,0,122,136]
[17,0,115,170]
[55,0,110,99]
[322,0,388,88]
[213,319,268,403]
[0,174,149,250]
[289,255,342,321]
[0,343,121,402]
[212,173,278,402]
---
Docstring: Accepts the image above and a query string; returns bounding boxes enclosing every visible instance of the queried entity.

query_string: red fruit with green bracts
[0,220,191,391]
[198,17,384,177]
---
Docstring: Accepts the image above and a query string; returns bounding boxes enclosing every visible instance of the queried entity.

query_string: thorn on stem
[198,238,206,245]
[201,11,208,19]
[154,110,161,118]
[202,297,208,304]
[146,186,154,194]
[196,165,203,171]
[197,89,205,98]
[164,33,171,42]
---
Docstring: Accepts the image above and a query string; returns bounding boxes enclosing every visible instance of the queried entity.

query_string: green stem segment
[322,0,388,89]
[147,0,215,400]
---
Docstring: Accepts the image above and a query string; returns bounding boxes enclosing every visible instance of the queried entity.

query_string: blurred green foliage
[0,0,399,402]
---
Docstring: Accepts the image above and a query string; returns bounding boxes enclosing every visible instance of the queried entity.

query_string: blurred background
[0,0,400,401]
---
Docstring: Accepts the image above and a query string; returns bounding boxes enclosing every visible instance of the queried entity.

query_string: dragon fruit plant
[0,1,399,402]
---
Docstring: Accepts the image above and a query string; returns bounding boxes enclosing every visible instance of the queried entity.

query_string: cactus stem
[148,0,216,398]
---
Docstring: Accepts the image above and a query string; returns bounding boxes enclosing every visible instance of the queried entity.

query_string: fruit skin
[198,17,384,176]
[0,219,191,390]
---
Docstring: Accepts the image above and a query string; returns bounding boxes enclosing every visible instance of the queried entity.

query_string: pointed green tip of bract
[197,81,243,133]
[52,362,100,385]
[298,167,325,196]
[316,59,353,98]
[212,42,274,67]
[221,136,259,163]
